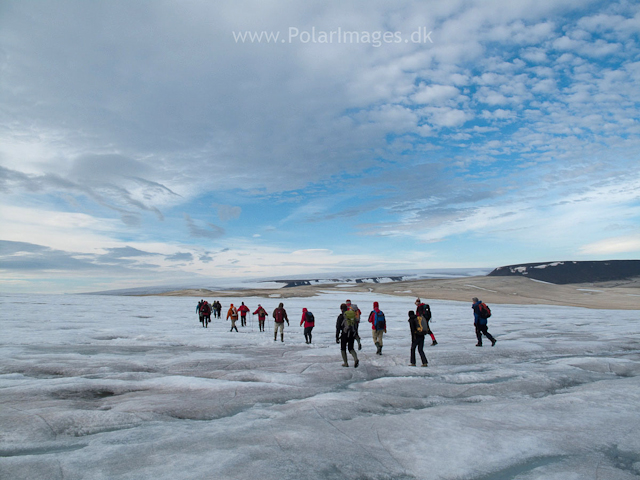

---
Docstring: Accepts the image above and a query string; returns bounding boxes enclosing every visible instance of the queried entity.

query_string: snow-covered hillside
[1,293,639,479]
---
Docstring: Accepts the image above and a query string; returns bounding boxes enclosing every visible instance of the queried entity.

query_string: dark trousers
[411,334,428,365]
[475,324,495,345]
[241,315,246,326]
[304,326,314,343]
[340,333,355,352]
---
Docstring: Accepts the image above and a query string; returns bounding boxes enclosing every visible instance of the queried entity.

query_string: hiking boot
[476,343,482,347]
[421,363,428,367]
[341,351,348,367]
[408,363,416,366]
[491,339,496,346]
[354,359,359,368]
[431,340,438,346]
[274,334,277,341]
[358,342,362,351]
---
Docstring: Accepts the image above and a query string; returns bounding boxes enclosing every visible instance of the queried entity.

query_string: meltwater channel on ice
[1,292,639,480]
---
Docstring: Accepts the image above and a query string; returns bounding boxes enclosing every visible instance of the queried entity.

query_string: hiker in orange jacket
[226,304,239,332]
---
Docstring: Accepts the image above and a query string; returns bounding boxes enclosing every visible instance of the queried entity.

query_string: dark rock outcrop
[488,260,640,284]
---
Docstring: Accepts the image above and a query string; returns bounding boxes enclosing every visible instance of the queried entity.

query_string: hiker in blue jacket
[472,297,496,347]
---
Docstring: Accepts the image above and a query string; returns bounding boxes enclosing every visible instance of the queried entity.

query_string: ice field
[1,292,639,479]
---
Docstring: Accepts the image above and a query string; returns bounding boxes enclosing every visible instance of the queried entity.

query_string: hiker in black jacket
[336,303,359,367]
[408,311,428,367]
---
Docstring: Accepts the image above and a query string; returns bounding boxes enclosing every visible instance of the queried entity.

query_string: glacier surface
[1,293,639,479]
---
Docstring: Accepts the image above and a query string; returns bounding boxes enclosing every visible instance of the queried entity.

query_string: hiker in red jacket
[300,308,315,344]
[201,301,212,327]
[272,303,289,342]
[367,301,387,355]
[238,302,250,327]
[253,304,268,332]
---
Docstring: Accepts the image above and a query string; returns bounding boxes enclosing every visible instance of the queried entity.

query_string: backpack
[344,309,357,328]
[420,304,432,321]
[274,309,284,323]
[374,311,386,330]
[202,303,211,315]
[478,302,491,319]
[416,315,428,335]
[306,311,315,324]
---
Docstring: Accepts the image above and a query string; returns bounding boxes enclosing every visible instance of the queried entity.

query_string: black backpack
[306,311,315,324]
[420,304,432,321]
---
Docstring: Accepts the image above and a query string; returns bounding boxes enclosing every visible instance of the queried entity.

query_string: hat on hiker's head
[472,297,478,302]
[346,299,351,304]
[415,298,421,304]
[258,304,261,307]
[373,301,379,308]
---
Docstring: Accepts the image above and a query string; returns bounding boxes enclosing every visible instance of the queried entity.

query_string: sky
[1,0,639,294]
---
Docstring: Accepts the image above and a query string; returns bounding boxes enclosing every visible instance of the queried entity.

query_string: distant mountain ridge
[488,260,640,284]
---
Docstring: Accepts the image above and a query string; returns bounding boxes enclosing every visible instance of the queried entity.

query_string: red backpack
[478,302,491,319]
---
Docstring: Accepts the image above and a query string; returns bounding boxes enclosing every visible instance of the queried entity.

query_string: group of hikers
[195,300,223,327]
[196,296,497,367]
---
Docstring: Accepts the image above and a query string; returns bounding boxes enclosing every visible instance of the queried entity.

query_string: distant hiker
[408,311,428,367]
[472,297,496,347]
[201,301,212,327]
[197,299,205,326]
[214,301,222,319]
[272,303,289,342]
[253,304,268,332]
[415,298,437,346]
[336,303,359,367]
[368,301,386,355]
[345,299,362,350]
[238,302,250,327]
[300,308,315,344]
[227,303,239,332]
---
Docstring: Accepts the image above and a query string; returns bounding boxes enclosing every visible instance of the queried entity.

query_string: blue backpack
[374,311,386,330]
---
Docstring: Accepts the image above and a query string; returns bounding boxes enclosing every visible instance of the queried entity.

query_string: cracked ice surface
[1,292,639,479]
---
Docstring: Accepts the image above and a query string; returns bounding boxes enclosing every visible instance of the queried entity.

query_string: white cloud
[580,235,640,255]
[411,84,460,105]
